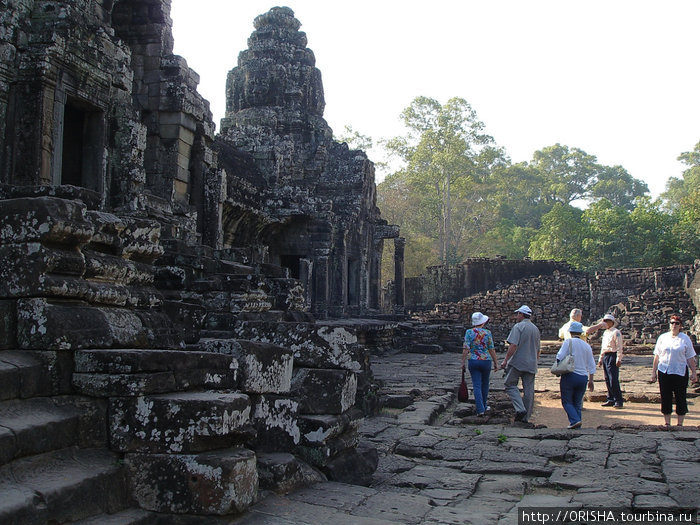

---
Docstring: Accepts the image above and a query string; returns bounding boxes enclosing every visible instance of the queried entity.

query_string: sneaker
[614,404,624,409]
[485,405,491,412]
[600,401,615,407]
[567,421,582,429]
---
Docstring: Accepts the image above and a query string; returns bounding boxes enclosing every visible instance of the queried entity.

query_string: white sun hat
[514,305,532,316]
[471,312,489,326]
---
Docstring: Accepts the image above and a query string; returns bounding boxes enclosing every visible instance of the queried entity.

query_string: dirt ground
[530,396,700,429]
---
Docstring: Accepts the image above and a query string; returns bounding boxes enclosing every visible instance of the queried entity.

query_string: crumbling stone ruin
[0,2,399,522]
[409,259,699,348]
[0,1,698,523]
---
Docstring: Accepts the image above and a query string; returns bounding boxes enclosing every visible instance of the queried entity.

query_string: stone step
[71,508,155,524]
[126,447,258,515]
[73,349,238,397]
[74,348,236,374]
[196,338,293,394]
[110,390,252,453]
[0,350,72,401]
[192,274,263,292]
[256,452,325,494]
[0,396,106,467]
[0,447,128,525]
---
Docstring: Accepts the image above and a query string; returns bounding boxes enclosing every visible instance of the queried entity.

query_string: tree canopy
[375,96,699,277]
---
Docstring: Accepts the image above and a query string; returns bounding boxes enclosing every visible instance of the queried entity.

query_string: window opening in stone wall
[280,254,302,279]
[60,103,85,186]
[59,100,103,191]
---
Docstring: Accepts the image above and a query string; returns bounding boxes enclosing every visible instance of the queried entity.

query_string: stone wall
[591,264,698,345]
[404,257,574,312]
[411,262,699,347]
[415,270,590,343]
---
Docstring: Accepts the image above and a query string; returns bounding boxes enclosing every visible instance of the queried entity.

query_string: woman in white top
[556,322,596,429]
[651,314,698,426]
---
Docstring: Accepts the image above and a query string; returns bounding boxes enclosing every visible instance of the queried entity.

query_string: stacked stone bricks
[418,270,590,343]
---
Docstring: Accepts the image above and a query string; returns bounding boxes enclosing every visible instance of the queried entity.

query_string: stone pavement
[231,350,700,524]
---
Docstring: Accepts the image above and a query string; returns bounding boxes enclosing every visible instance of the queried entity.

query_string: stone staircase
[0,192,375,522]
[0,350,132,524]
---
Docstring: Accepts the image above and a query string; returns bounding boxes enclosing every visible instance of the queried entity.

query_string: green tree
[663,141,700,209]
[486,163,551,229]
[384,96,501,265]
[579,199,633,270]
[474,218,537,259]
[672,189,700,262]
[590,165,649,210]
[627,197,678,267]
[335,125,373,151]
[665,141,700,260]
[528,203,583,265]
[531,144,600,204]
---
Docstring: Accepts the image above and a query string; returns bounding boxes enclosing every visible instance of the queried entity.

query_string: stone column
[299,258,313,309]
[312,255,329,318]
[368,238,383,310]
[393,237,405,314]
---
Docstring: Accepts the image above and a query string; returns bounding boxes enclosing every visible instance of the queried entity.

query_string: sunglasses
[670,321,681,325]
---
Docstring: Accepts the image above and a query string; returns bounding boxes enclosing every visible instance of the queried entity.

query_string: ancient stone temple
[0,2,396,522]
[217,6,402,318]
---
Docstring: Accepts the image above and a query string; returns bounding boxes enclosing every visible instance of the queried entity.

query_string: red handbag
[458,368,469,402]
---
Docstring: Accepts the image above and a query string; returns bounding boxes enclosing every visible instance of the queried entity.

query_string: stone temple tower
[217,7,404,318]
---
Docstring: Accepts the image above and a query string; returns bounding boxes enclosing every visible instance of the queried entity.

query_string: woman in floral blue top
[462,312,500,415]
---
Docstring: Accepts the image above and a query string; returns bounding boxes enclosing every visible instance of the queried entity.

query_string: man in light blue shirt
[501,305,541,423]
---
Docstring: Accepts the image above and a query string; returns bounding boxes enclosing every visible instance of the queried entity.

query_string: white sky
[170,1,700,198]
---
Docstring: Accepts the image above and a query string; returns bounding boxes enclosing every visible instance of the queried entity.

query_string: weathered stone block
[74,349,237,375]
[0,197,94,246]
[250,394,300,451]
[162,300,205,344]
[118,217,164,263]
[197,339,292,394]
[237,340,293,394]
[0,242,85,281]
[109,391,252,453]
[291,368,357,414]
[256,452,325,494]
[0,350,71,400]
[83,251,154,286]
[126,448,258,515]
[72,371,177,397]
[297,408,363,446]
[17,299,183,350]
[233,322,367,372]
[322,442,378,486]
[295,429,360,468]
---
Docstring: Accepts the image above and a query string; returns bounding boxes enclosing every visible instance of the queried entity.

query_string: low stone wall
[410,262,699,347]
[590,265,691,314]
[404,258,573,312]
[414,270,590,343]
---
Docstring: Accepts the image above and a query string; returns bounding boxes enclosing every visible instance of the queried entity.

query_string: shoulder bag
[551,339,576,376]
[458,367,469,402]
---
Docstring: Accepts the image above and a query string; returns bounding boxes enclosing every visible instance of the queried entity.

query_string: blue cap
[569,321,584,333]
